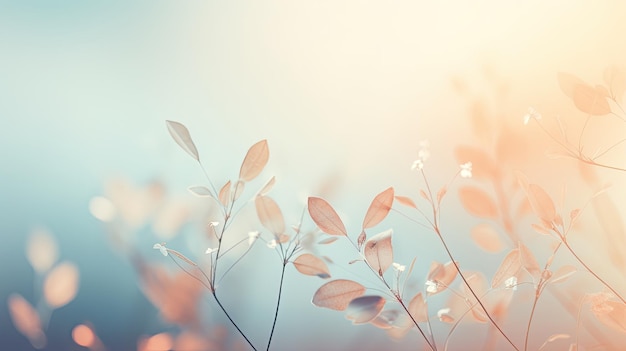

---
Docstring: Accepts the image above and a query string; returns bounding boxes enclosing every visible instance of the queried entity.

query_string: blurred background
[1,1,626,350]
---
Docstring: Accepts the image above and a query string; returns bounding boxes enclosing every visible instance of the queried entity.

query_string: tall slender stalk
[266,263,287,351]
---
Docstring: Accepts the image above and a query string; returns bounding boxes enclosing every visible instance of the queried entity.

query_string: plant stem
[266,263,287,351]
[523,294,540,351]
[213,291,258,351]
[396,294,437,351]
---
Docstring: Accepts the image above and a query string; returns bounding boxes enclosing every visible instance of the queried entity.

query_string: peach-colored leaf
[138,332,174,351]
[239,140,269,182]
[454,145,497,180]
[318,237,339,245]
[308,197,347,236]
[167,249,198,267]
[257,176,276,196]
[255,196,285,235]
[26,228,57,274]
[187,186,212,197]
[437,187,447,204]
[572,84,611,115]
[550,265,577,284]
[166,120,199,161]
[44,262,79,309]
[592,301,626,334]
[218,181,231,207]
[364,229,393,276]
[557,72,586,98]
[518,242,541,280]
[346,296,386,324]
[7,294,46,349]
[458,186,498,219]
[491,249,521,288]
[527,184,556,224]
[357,230,366,250]
[470,223,504,253]
[427,261,458,295]
[312,279,366,311]
[438,308,455,323]
[408,292,428,322]
[539,334,570,350]
[394,196,417,209]
[293,254,331,279]
[531,223,551,235]
[370,310,401,329]
[362,187,394,230]
[72,324,96,348]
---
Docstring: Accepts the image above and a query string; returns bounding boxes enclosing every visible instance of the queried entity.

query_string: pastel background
[2,1,626,350]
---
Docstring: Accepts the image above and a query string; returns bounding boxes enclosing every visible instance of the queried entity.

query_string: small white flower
[411,140,431,171]
[153,243,168,257]
[437,307,451,318]
[248,231,260,246]
[205,247,217,254]
[392,262,406,272]
[209,221,220,227]
[504,276,518,290]
[460,162,472,178]
[523,107,542,125]
[425,280,438,293]
[267,239,277,249]
[411,159,424,171]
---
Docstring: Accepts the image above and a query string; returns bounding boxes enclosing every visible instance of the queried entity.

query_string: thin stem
[575,295,584,351]
[266,263,287,351]
[396,295,437,351]
[523,295,540,351]
[213,291,258,351]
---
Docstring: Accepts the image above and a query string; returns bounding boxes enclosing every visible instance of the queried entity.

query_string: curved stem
[266,263,287,351]
[213,292,257,351]
[523,295,540,351]
[396,296,437,351]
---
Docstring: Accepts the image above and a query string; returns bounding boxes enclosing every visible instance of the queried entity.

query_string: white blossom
[426,280,438,294]
[392,262,406,272]
[209,221,219,227]
[153,243,168,257]
[248,231,260,246]
[505,276,518,290]
[460,162,472,178]
[267,239,277,249]
[205,247,217,254]
[523,107,542,125]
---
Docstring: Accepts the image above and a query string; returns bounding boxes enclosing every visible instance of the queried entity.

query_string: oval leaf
[527,184,556,224]
[592,301,626,334]
[308,197,347,236]
[491,249,521,288]
[187,186,212,197]
[218,181,231,208]
[44,262,79,309]
[318,237,339,245]
[346,295,386,324]
[8,294,46,348]
[362,187,394,230]
[550,265,577,284]
[312,279,366,311]
[572,84,611,115]
[166,120,199,161]
[364,229,393,276]
[427,261,458,295]
[458,186,498,219]
[408,292,428,323]
[470,223,504,253]
[239,140,269,182]
[518,242,541,280]
[293,254,331,279]
[394,196,417,209]
[255,196,285,235]
[232,180,245,202]
[257,176,276,196]
[26,228,58,274]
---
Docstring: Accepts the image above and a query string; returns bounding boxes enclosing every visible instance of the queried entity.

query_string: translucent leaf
[166,120,199,161]
[458,186,498,219]
[308,197,347,236]
[364,229,393,276]
[43,262,79,309]
[346,296,386,324]
[312,279,366,311]
[318,237,339,245]
[572,84,611,115]
[427,261,458,295]
[218,181,231,207]
[527,184,556,223]
[550,265,577,284]
[187,186,212,197]
[454,145,497,180]
[557,72,586,98]
[592,301,626,334]
[370,309,401,329]
[491,249,521,288]
[293,254,331,279]
[7,294,46,349]
[518,242,541,280]
[394,196,417,209]
[408,292,428,323]
[239,140,269,182]
[255,196,285,235]
[72,324,96,348]
[88,196,116,222]
[232,180,245,202]
[26,228,58,274]
[357,230,366,250]
[257,176,276,196]
[362,187,394,230]
[437,187,447,204]
[470,223,504,253]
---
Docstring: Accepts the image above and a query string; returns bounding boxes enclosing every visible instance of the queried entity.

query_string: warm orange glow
[72,324,95,348]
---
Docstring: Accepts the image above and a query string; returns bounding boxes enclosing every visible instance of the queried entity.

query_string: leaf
[572,84,611,115]
[166,121,199,161]
[293,254,331,279]
[357,230,366,250]
[362,187,394,230]
[364,229,393,276]
[345,296,386,324]
[394,196,417,209]
[531,223,551,235]
[257,176,276,196]
[408,292,428,322]
[312,279,366,311]
[308,197,347,236]
[470,223,504,253]
[454,145,497,180]
[239,140,269,182]
[557,72,586,98]
[458,186,498,219]
[592,301,626,334]
[491,249,521,288]
[526,184,556,224]
[26,228,57,274]
[370,310,401,329]
[427,261,458,295]
[550,265,577,284]
[44,262,79,309]
[232,180,245,202]
[218,181,231,207]
[7,294,46,349]
[318,237,339,245]
[187,186,212,197]
[518,242,541,280]
[255,196,285,235]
